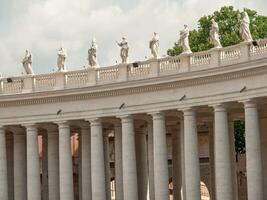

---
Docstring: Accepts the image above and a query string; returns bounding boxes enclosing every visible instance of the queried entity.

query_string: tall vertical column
[42,133,48,200]
[171,125,182,200]
[135,128,148,200]
[104,133,111,200]
[57,121,74,200]
[151,112,169,200]
[46,125,59,200]
[183,108,201,200]
[25,124,41,200]
[6,133,14,200]
[114,123,123,200]
[213,105,234,200]
[147,121,155,200]
[208,122,215,200]
[89,118,106,200]
[0,126,8,200]
[79,123,91,200]
[244,101,264,200]
[13,129,27,200]
[120,115,138,200]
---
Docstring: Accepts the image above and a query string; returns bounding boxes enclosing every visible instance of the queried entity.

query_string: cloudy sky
[0,0,267,76]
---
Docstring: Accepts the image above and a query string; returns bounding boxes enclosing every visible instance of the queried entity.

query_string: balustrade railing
[1,39,267,95]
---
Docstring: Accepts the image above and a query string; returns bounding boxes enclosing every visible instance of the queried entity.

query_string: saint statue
[116,37,129,64]
[22,50,34,75]
[239,11,253,42]
[179,25,192,54]
[210,19,222,48]
[57,47,67,71]
[88,38,98,67]
[149,32,160,58]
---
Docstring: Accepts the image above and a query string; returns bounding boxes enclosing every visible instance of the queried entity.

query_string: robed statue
[88,38,98,67]
[210,19,222,48]
[116,37,129,64]
[149,32,160,58]
[22,50,34,75]
[239,11,253,42]
[179,25,192,54]
[57,47,67,71]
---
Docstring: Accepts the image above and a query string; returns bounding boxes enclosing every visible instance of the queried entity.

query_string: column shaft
[80,126,91,200]
[121,116,138,200]
[26,125,41,200]
[213,105,234,200]
[47,130,59,200]
[42,134,48,200]
[152,113,169,200]
[147,122,155,200]
[90,119,106,200]
[104,135,111,200]
[13,133,27,200]
[136,130,148,200]
[244,101,264,200]
[0,127,8,200]
[58,122,74,200]
[115,124,123,200]
[183,109,201,200]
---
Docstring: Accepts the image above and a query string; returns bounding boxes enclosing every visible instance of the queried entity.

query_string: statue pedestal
[22,75,34,93]
[54,71,66,90]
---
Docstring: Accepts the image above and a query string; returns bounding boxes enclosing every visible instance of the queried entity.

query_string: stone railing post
[179,54,190,72]
[87,68,97,86]
[118,64,128,82]
[210,49,220,68]
[55,72,66,90]
[239,42,250,63]
[149,59,159,78]
[22,75,34,93]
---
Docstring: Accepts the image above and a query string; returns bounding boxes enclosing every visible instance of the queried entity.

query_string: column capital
[87,118,102,126]
[118,115,133,123]
[241,99,258,109]
[149,112,165,120]
[22,123,37,130]
[55,121,70,129]
[210,103,227,112]
[181,107,196,116]
[0,125,5,133]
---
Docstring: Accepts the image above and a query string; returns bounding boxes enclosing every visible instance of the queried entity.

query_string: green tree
[234,120,246,156]
[167,6,267,56]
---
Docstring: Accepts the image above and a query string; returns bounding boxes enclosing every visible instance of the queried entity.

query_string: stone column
[120,115,138,200]
[57,121,74,200]
[207,122,215,200]
[46,126,59,200]
[183,108,201,200]
[244,101,264,200]
[135,128,148,200]
[89,118,106,200]
[104,132,111,200]
[0,126,8,200]
[6,133,14,200]
[213,105,234,200]
[13,129,27,200]
[79,123,91,200]
[171,125,182,200]
[25,124,41,200]
[42,133,48,200]
[147,121,155,200]
[151,112,169,200]
[114,124,123,200]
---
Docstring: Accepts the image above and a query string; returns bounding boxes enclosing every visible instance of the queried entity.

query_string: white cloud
[0,0,266,76]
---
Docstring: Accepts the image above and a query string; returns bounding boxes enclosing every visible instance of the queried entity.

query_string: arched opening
[200,181,210,200]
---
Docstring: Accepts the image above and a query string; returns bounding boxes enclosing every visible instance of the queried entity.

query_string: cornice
[0,59,266,107]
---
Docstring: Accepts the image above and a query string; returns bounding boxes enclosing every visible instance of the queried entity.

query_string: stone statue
[57,47,67,71]
[22,50,34,75]
[179,25,192,54]
[116,37,129,64]
[149,32,160,58]
[88,38,98,67]
[239,11,253,42]
[210,19,222,48]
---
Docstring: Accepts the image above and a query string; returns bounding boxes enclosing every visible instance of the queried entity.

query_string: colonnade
[0,100,265,200]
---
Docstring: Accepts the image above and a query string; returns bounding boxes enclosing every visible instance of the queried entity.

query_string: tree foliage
[167,6,267,56]
[234,120,246,155]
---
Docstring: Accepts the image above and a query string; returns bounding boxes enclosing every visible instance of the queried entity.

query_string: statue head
[184,24,188,28]
[122,37,126,41]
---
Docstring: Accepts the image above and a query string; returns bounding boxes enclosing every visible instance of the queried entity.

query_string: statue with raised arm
[179,25,192,54]
[88,38,98,67]
[22,50,34,75]
[210,19,222,48]
[116,37,129,64]
[239,11,253,42]
[149,32,160,58]
[57,47,67,71]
